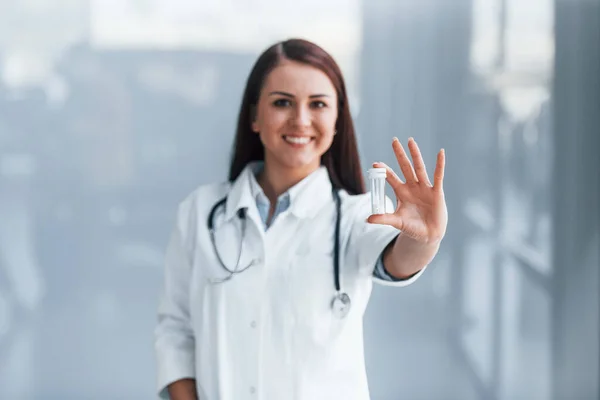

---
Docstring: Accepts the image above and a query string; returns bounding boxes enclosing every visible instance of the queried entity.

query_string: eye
[311,101,327,109]
[273,99,291,107]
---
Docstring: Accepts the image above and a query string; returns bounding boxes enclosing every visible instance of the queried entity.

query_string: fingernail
[393,136,399,142]
[409,136,414,142]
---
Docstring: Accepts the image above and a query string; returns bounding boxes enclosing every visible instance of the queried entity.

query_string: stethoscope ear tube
[207,197,227,231]
[207,196,253,282]
[331,188,351,319]
[332,188,341,292]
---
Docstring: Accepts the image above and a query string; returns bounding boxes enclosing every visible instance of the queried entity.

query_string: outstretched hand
[367,137,447,245]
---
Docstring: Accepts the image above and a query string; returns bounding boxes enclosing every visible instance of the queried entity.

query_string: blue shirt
[248,165,403,282]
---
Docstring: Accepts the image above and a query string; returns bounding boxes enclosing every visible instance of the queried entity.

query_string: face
[251,60,338,176]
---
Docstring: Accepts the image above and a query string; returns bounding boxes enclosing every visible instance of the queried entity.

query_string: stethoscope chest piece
[331,292,351,319]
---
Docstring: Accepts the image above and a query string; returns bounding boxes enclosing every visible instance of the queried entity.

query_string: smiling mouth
[283,135,314,145]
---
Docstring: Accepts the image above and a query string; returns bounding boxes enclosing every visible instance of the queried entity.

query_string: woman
[155,38,447,400]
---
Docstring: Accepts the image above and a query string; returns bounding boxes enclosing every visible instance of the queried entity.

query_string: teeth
[284,136,311,144]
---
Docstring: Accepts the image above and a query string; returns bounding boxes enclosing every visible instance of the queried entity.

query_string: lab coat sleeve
[155,201,196,399]
[348,194,426,287]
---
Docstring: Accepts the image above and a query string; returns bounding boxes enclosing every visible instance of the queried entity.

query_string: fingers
[407,137,432,186]
[392,138,418,184]
[382,137,444,191]
[433,148,445,191]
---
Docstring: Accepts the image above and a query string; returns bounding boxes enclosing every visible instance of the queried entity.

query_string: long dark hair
[228,38,365,195]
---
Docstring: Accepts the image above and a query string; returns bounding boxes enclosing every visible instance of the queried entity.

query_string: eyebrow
[268,91,331,98]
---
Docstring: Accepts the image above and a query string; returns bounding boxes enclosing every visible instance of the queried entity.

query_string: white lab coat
[155,164,426,400]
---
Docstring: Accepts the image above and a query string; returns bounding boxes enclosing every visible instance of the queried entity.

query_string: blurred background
[0,0,598,399]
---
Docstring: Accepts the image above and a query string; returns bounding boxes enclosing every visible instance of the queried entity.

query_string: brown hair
[228,38,365,195]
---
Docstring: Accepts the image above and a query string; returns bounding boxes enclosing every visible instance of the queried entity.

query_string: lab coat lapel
[287,166,333,220]
[224,165,263,234]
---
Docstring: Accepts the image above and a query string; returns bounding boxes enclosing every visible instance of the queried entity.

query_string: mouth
[283,135,315,146]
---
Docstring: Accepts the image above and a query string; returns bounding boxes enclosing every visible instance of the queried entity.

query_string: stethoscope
[207,187,352,319]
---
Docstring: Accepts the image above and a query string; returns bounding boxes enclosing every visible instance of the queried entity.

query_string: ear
[250,105,259,133]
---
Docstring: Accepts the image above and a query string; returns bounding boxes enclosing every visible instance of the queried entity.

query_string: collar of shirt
[247,162,290,229]
[225,160,333,223]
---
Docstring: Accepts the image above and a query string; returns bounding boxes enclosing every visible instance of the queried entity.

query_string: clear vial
[368,167,387,214]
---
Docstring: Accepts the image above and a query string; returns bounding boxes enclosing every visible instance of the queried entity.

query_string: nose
[291,105,311,129]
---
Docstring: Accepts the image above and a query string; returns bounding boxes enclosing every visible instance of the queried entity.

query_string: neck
[257,161,319,205]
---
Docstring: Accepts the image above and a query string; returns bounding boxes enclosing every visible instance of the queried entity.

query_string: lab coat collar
[224,165,256,221]
[286,166,332,219]
[225,162,333,221]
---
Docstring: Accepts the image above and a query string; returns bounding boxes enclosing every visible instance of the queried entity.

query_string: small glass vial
[368,167,387,214]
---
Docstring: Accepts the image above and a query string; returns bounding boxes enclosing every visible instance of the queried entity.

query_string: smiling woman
[250,61,339,194]
[230,39,365,199]
[155,38,447,400]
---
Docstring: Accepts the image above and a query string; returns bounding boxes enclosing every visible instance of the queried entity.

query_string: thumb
[366,213,403,228]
